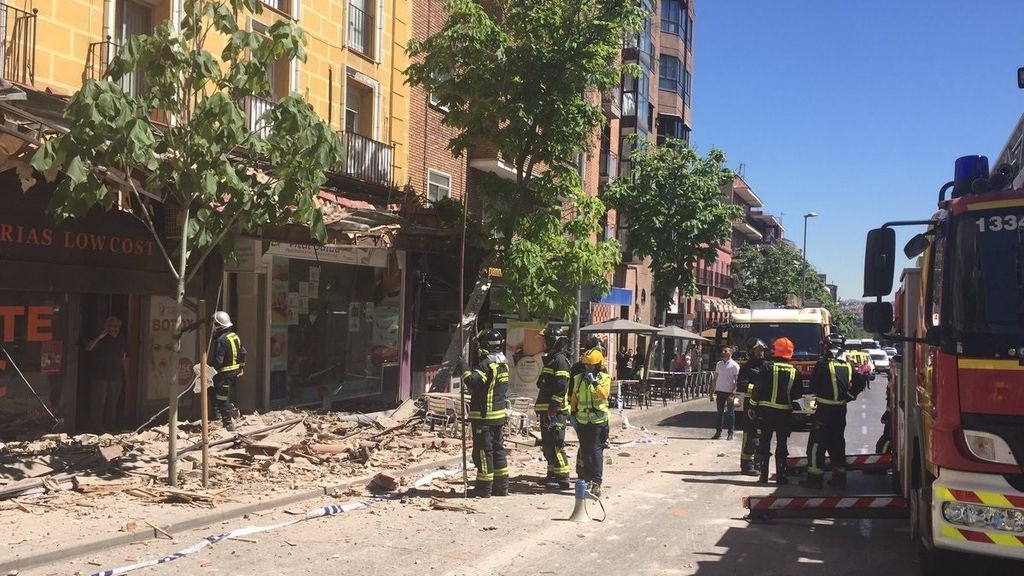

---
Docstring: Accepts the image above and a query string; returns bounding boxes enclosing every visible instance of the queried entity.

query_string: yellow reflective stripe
[555,371,570,377]
[959,358,1024,371]
[988,532,1024,547]
[940,525,967,541]
[936,487,955,501]
[468,409,507,420]
[976,491,1016,508]
[542,368,555,374]
[222,333,242,372]
[966,199,1024,212]
[817,398,845,405]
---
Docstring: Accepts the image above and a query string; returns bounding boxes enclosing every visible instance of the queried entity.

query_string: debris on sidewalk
[0,400,524,515]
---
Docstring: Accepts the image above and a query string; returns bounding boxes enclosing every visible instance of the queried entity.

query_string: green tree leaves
[406,0,641,321]
[601,139,741,318]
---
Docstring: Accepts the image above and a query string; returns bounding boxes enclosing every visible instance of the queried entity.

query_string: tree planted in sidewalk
[31,0,343,485]
[730,240,857,334]
[601,139,741,320]
[405,0,644,320]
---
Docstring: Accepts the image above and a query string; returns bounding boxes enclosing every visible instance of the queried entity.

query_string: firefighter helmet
[541,324,570,353]
[213,311,233,329]
[746,338,768,352]
[582,348,605,366]
[772,337,795,360]
[477,329,505,354]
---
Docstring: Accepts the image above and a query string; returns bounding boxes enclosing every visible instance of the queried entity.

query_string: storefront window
[268,251,401,408]
[0,293,68,438]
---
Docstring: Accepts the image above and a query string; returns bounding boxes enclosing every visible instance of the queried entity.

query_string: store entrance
[76,294,133,432]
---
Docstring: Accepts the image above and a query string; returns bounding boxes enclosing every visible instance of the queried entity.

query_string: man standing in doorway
[711,346,740,440]
[211,311,246,432]
[85,316,128,431]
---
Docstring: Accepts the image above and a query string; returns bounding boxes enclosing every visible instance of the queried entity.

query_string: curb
[2,455,466,573]
[5,396,706,572]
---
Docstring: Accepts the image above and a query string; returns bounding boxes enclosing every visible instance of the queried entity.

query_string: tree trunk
[167,209,190,487]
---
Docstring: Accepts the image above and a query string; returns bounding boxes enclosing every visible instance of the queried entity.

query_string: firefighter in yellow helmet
[749,336,802,485]
[569,348,612,496]
[455,329,510,498]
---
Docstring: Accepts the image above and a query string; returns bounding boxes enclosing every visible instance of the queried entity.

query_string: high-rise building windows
[661,0,687,36]
[659,56,682,94]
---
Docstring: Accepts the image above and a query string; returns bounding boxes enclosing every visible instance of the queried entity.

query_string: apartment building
[0,0,415,435]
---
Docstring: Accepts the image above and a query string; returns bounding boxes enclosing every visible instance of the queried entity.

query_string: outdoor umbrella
[657,325,710,342]
[580,318,660,334]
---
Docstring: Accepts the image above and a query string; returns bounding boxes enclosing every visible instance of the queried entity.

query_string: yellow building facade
[7,0,409,187]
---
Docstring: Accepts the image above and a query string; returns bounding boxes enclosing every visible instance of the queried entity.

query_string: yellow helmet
[582,348,604,366]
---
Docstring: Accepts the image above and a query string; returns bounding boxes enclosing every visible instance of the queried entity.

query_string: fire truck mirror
[863,228,896,297]
[863,302,893,334]
[903,233,930,259]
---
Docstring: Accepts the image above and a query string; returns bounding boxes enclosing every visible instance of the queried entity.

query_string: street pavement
[28,375,1018,575]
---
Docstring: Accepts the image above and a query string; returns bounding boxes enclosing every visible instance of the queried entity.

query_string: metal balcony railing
[602,85,621,119]
[347,4,373,58]
[244,95,275,138]
[85,37,118,82]
[339,131,393,187]
[0,3,37,85]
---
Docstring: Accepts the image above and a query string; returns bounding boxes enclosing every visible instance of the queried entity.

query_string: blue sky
[693,0,1024,300]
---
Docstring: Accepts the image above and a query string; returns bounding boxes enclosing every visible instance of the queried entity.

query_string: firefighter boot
[827,470,848,490]
[757,461,769,484]
[775,458,789,486]
[493,477,509,497]
[740,459,759,476]
[799,474,825,489]
[471,481,492,498]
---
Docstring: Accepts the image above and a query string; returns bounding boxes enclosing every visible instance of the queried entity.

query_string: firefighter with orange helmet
[749,337,802,485]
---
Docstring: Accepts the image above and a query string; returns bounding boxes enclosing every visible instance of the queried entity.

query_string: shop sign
[0,305,55,343]
[265,242,388,268]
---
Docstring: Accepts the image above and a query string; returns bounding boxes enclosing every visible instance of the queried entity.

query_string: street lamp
[801,212,818,303]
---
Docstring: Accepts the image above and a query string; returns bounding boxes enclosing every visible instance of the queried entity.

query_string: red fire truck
[863,155,1024,572]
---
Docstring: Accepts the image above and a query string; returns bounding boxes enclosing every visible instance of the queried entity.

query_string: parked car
[859,339,880,350]
[868,349,890,374]
[883,346,897,358]
[844,339,863,350]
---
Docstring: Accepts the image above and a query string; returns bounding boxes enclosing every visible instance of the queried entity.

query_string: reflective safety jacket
[749,360,800,411]
[810,357,866,405]
[212,330,246,377]
[462,353,509,423]
[570,370,611,425]
[535,352,570,414]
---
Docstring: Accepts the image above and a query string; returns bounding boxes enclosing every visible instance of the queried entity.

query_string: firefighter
[570,335,604,381]
[750,337,801,485]
[570,348,611,497]
[535,324,572,490]
[455,329,510,498]
[210,312,246,432]
[800,339,867,489]
[736,339,766,476]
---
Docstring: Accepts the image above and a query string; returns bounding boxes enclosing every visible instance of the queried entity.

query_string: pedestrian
[710,346,740,440]
[624,348,634,379]
[84,316,128,431]
[632,349,645,380]
[617,346,630,380]
[210,311,246,432]
[535,324,571,490]
[749,337,802,485]
[455,329,510,498]
[800,339,867,490]
[736,339,765,476]
[570,348,611,497]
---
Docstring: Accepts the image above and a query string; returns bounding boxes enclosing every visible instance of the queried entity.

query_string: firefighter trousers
[807,404,847,477]
[755,408,792,473]
[213,373,238,425]
[538,412,570,478]
[471,420,508,484]
[740,404,760,470]
[576,422,609,484]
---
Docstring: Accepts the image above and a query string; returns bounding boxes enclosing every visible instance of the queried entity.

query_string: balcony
[602,86,621,119]
[244,95,275,139]
[599,151,618,183]
[695,270,734,291]
[85,37,118,82]
[347,4,373,59]
[0,3,37,85]
[338,131,393,188]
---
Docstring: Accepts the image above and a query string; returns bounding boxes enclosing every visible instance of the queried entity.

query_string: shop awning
[700,296,738,313]
[596,287,633,306]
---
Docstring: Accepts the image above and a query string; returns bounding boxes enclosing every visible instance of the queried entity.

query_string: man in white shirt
[711,346,740,440]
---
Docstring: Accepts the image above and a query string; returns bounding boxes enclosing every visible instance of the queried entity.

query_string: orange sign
[0,305,54,343]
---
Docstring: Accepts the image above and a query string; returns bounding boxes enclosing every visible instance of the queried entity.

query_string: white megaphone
[565,479,591,523]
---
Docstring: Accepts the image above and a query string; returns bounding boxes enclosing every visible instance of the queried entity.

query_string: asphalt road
[31,375,1017,576]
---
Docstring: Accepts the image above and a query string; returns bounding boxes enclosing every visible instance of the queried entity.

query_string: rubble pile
[0,400,475,511]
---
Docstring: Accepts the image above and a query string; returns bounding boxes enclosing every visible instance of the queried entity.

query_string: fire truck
[717,305,834,429]
[863,155,1024,571]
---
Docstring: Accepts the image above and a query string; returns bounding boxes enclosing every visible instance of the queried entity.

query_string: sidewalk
[1,396,700,573]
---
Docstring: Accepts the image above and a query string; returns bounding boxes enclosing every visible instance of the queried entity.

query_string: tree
[405,0,644,320]
[730,240,857,335]
[31,0,343,485]
[601,139,742,320]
